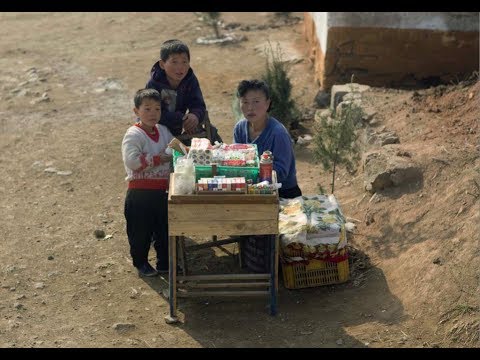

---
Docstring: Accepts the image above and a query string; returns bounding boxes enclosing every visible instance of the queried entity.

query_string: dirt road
[1,12,478,348]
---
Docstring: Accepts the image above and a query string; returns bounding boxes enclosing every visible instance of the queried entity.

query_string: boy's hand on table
[182,113,199,135]
[153,153,173,166]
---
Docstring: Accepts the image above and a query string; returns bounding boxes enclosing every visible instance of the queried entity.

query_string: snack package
[168,138,189,155]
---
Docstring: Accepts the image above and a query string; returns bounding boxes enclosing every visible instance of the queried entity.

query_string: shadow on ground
[141,242,406,347]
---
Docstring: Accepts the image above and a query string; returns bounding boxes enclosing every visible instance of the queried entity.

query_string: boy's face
[240,89,271,124]
[159,52,190,85]
[134,98,161,129]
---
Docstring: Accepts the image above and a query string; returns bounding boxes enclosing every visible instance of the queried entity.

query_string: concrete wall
[326,12,479,31]
[304,12,479,90]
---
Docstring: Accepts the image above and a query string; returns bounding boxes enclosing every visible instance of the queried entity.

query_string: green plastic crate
[173,147,259,182]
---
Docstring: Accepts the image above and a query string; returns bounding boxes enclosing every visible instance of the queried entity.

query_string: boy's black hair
[134,88,161,108]
[160,39,190,62]
[236,79,272,112]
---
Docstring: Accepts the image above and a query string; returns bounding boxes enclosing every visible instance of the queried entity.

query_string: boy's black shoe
[156,263,169,274]
[137,263,159,277]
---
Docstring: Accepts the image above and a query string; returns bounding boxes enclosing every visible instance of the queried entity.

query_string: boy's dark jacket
[146,62,206,136]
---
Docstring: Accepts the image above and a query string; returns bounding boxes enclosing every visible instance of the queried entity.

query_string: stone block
[363,150,422,193]
[330,83,371,110]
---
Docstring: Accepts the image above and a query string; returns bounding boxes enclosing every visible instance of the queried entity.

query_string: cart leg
[275,234,279,294]
[269,234,278,316]
[238,238,243,269]
[177,236,188,276]
[165,235,179,324]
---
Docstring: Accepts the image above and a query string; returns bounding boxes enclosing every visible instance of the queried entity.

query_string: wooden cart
[165,173,279,324]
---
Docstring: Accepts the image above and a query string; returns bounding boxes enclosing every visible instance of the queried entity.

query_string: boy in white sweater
[122,89,174,277]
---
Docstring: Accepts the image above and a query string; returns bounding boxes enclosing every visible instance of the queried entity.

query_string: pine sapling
[202,12,222,39]
[313,81,362,193]
[261,42,300,131]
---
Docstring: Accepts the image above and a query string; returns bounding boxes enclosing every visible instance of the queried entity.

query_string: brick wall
[304,12,479,90]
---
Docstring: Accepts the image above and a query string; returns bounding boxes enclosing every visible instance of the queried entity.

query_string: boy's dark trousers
[124,189,169,270]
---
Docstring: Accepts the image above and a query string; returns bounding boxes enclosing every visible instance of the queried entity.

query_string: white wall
[310,12,328,53]
[326,12,479,32]
[309,12,479,54]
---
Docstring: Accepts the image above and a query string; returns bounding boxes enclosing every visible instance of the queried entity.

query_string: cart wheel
[164,315,180,324]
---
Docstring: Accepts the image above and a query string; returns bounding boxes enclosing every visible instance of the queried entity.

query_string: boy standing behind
[146,39,205,138]
[122,89,174,277]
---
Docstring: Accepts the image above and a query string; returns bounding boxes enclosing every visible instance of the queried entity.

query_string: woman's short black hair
[236,79,272,112]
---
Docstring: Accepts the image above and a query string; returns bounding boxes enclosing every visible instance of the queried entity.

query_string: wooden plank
[177,290,269,297]
[169,220,278,236]
[177,274,270,281]
[169,204,278,222]
[181,282,270,288]
[196,191,247,195]
[185,237,242,251]
[169,194,278,204]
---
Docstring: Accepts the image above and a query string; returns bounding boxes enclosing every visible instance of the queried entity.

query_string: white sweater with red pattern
[121,123,174,190]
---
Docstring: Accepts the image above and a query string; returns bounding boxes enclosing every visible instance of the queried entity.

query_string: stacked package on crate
[212,143,257,167]
[188,138,213,165]
[187,139,258,167]
[278,195,349,289]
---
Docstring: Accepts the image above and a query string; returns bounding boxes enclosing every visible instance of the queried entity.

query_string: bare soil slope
[0,12,478,348]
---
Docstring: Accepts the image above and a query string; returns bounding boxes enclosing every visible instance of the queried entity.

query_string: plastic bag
[173,157,196,195]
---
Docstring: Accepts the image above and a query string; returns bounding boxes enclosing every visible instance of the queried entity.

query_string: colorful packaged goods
[196,177,246,193]
[168,137,189,155]
[259,151,273,183]
[278,194,350,288]
[247,180,277,194]
[173,140,260,182]
[212,143,258,167]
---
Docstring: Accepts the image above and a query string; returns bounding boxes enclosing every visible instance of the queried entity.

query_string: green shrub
[232,93,243,122]
[199,12,222,38]
[261,42,300,130]
[312,79,363,193]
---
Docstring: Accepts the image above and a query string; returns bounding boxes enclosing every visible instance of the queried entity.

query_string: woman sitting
[233,79,302,199]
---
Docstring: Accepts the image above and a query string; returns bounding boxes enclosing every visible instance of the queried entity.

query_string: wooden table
[165,173,279,324]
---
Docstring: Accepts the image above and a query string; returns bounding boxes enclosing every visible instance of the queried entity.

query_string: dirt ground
[0,12,478,348]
